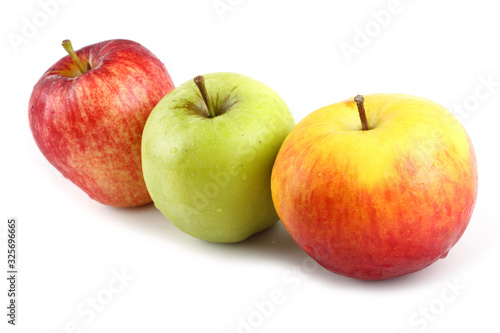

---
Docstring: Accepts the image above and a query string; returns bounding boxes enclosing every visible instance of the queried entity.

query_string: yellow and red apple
[271,94,478,280]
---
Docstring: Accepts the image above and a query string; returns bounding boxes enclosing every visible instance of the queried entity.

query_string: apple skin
[271,94,478,280]
[29,39,174,207]
[142,72,295,243]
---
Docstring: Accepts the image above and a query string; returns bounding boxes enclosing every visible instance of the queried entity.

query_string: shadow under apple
[101,203,488,290]
[104,203,307,266]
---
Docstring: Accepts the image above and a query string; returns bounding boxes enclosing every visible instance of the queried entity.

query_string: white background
[1,0,499,332]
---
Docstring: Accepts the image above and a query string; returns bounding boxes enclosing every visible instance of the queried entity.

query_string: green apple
[142,72,295,242]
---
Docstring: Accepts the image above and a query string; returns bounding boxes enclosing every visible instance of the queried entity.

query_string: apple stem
[62,39,87,75]
[354,95,370,131]
[194,75,216,118]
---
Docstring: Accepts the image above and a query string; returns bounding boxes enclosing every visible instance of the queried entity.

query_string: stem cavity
[354,94,370,131]
[194,75,216,118]
[62,39,87,75]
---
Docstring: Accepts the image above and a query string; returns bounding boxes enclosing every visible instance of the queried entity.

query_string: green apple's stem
[354,95,370,131]
[194,75,216,118]
[62,39,87,75]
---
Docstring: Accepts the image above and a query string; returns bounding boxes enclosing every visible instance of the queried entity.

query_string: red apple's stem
[62,39,87,75]
[194,75,216,118]
[354,95,370,131]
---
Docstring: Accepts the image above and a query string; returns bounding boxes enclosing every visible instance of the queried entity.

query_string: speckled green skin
[142,72,295,242]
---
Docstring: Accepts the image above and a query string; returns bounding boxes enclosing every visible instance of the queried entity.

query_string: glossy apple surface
[29,39,174,207]
[142,72,295,242]
[271,94,478,280]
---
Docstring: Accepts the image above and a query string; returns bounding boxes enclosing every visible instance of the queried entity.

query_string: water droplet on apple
[440,251,449,259]
[170,147,178,153]
[241,172,248,180]
[216,208,222,213]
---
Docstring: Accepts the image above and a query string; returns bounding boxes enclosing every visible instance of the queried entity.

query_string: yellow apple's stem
[62,39,87,74]
[194,75,216,118]
[354,95,370,131]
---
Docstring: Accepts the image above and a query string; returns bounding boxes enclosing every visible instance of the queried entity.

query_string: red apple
[271,94,478,280]
[29,39,174,207]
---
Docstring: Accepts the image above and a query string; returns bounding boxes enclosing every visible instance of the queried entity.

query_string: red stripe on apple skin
[29,39,174,207]
[272,132,478,280]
